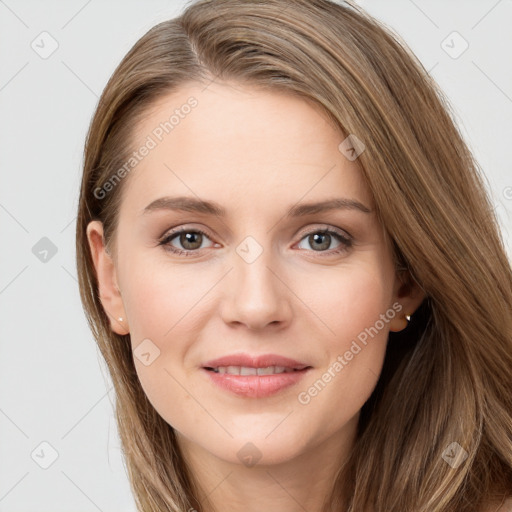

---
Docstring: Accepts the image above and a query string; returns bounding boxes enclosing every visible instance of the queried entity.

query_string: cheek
[120,252,205,341]
[117,257,207,431]
[292,264,393,417]
[297,261,394,345]
[117,252,215,411]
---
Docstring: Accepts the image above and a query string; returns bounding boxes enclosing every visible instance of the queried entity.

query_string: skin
[87,81,425,512]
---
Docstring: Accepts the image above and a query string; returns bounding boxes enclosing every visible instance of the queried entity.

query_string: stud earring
[405,314,411,322]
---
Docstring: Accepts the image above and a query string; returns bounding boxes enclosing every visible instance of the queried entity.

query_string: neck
[177,416,358,512]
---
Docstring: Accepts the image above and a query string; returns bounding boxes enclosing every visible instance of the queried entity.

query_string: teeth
[257,366,275,375]
[240,366,257,376]
[212,366,296,375]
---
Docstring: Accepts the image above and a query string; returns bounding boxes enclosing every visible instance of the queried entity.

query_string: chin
[206,428,311,468]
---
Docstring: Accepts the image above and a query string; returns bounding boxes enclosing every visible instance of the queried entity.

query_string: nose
[219,244,293,331]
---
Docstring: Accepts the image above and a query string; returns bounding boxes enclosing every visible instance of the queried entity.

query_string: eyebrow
[142,196,372,217]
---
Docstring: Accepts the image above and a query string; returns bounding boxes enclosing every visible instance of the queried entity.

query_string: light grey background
[0,0,511,511]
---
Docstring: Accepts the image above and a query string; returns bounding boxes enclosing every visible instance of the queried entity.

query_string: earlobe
[86,221,129,335]
[389,312,411,332]
[389,271,426,332]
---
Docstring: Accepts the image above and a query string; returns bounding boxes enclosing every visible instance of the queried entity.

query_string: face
[88,81,423,468]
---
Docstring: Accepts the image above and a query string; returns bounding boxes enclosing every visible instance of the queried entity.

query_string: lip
[201,353,312,398]
[202,353,310,370]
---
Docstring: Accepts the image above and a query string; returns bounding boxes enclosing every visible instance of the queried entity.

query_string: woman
[76,0,512,510]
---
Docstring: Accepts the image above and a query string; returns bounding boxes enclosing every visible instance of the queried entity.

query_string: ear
[389,269,426,332]
[86,220,129,335]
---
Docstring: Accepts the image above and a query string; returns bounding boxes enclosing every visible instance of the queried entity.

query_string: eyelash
[158,225,353,257]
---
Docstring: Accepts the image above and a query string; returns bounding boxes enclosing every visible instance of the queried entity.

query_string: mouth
[204,365,308,375]
[202,353,311,371]
[201,353,312,398]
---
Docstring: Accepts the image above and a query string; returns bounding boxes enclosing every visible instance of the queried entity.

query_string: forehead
[121,81,373,217]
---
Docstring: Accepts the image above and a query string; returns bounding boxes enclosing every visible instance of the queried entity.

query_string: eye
[296,228,353,255]
[158,227,215,256]
[158,225,353,257]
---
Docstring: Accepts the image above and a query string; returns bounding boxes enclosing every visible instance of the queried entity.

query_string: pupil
[310,233,330,251]
[181,232,202,249]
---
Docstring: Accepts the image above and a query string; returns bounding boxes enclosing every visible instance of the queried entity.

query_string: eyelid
[159,222,212,238]
[159,223,352,245]
[158,223,354,256]
[294,223,353,241]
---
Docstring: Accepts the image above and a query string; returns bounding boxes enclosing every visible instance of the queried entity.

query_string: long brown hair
[76,0,512,510]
